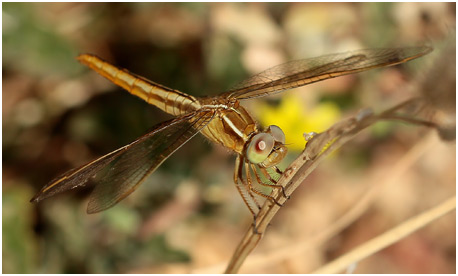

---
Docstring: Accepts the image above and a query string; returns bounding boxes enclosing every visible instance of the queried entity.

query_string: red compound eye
[246,133,274,164]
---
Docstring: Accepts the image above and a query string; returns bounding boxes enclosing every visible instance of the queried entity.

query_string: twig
[222,131,438,273]
[224,99,444,273]
[312,196,456,273]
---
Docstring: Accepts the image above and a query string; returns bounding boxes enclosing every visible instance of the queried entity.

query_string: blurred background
[2,2,455,273]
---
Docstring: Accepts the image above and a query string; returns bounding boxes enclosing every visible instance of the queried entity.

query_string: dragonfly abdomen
[77,54,200,116]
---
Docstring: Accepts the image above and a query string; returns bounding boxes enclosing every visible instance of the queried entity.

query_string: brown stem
[224,100,445,273]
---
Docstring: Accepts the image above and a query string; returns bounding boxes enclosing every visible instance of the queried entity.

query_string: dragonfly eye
[267,125,285,144]
[246,133,275,164]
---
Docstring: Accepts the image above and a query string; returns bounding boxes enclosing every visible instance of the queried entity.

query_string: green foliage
[3,3,79,76]
[2,185,37,273]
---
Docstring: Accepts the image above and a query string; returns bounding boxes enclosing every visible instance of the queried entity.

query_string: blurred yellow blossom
[255,93,341,152]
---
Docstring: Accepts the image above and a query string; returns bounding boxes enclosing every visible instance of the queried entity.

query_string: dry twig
[224,38,456,273]
[224,98,448,273]
[312,196,456,273]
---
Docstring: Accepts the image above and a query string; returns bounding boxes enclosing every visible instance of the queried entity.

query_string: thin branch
[312,196,456,274]
[193,131,439,274]
[233,131,438,273]
[224,98,445,273]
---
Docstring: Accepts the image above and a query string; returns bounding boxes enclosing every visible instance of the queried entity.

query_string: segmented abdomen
[77,54,201,116]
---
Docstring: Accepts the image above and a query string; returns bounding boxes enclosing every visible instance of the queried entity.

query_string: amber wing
[31,110,215,213]
[222,46,432,100]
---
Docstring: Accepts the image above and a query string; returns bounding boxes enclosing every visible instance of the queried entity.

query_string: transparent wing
[31,110,215,213]
[221,46,432,100]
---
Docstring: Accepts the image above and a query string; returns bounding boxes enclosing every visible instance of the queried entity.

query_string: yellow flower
[255,93,341,152]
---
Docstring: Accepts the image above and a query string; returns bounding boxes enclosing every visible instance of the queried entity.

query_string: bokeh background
[3,2,455,273]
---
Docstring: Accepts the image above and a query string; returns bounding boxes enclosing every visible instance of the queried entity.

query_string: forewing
[31,110,214,214]
[222,46,432,100]
[31,145,128,203]
[86,109,214,213]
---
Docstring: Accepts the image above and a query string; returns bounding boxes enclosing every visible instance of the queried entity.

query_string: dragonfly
[31,46,432,218]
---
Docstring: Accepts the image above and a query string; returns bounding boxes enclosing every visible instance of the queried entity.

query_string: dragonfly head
[246,125,288,167]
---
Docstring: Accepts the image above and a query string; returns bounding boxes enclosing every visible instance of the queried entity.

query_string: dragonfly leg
[234,156,260,216]
[238,165,262,212]
[256,165,289,199]
[245,162,283,207]
[273,165,283,174]
[236,156,262,234]
[273,166,290,199]
[273,166,291,199]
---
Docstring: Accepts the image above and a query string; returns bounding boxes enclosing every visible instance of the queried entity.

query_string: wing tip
[86,201,110,214]
[416,45,434,56]
[30,189,43,203]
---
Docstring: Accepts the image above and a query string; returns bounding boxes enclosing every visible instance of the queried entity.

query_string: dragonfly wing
[30,147,125,203]
[222,46,432,100]
[31,109,215,213]
[86,109,214,213]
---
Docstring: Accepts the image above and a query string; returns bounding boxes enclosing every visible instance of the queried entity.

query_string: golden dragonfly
[31,46,432,217]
